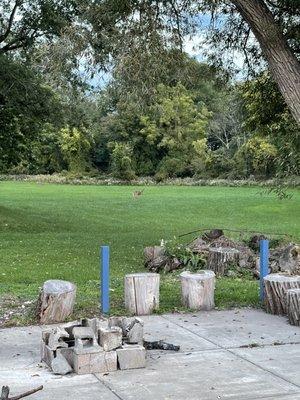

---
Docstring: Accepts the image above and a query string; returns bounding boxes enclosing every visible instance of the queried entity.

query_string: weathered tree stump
[287,288,300,326]
[263,274,300,315]
[207,247,240,276]
[180,270,215,310]
[37,280,76,324]
[124,273,160,315]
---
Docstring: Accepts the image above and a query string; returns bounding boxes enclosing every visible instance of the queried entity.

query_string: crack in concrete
[94,374,126,400]
[162,314,300,391]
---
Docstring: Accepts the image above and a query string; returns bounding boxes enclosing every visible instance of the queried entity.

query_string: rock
[51,353,73,375]
[117,345,146,370]
[99,327,122,351]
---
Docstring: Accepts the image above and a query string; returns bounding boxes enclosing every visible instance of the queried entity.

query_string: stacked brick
[41,317,146,375]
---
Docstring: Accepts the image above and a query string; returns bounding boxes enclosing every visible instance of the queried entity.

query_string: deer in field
[133,188,145,199]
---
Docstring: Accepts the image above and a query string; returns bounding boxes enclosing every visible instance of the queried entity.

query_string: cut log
[37,280,76,324]
[287,289,300,326]
[180,270,215,310]
[207,247,240,276]
[124,273,160,315]
[263,274,300,315]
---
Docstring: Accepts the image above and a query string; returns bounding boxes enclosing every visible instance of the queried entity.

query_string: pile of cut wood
[144,229,300,278]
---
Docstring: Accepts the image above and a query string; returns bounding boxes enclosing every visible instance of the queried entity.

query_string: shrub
[110,142,136,180]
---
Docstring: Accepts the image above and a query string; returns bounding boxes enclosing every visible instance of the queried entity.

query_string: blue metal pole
[259,239,269,301]
[100,245,110,314]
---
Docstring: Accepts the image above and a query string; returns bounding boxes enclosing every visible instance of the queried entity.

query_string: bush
[110,142,136,180]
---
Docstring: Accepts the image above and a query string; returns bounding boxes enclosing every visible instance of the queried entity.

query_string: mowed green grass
[0,181,299,325]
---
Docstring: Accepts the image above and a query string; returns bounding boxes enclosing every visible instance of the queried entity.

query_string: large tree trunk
[232,0,300,125]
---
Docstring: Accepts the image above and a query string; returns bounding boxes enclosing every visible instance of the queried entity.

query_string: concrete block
[108,316,123,330]
[82,318,99,336]
[48,327,69,350]
[117,345,146,370]
[41,342,54,367]
[73,352,91,375]
[73,326,99,353]
[51,353,73,375]
[90,350,117,374]
[99,327,122,351]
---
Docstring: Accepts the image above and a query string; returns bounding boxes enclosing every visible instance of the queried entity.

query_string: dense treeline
[0,51,298,180]
[0,0,299,180]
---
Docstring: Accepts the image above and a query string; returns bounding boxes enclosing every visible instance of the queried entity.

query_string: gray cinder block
[99,327,122,351]
[117,345,146,370]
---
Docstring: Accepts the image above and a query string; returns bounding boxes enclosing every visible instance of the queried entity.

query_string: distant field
[0,181,299,326]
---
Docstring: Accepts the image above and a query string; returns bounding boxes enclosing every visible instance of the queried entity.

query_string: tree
[0,0,79,54]
[0,55,63,172]
[85,0,300,125]
[140,83,211,178]
[231,0,300,124]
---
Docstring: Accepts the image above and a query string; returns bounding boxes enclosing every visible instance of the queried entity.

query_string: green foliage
[0,55,63,172]
[109,142,136,180]
[164,237,206,272]
[240,73,300,177]
[235,136,278,177]
[140,83,211,178]
[59,126,92,173]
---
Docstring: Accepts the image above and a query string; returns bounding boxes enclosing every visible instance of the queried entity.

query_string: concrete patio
[1,309,300,400]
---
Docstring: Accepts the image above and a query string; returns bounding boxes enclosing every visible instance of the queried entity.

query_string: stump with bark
[287,288,300,326]
[124,273,160,315]
[207,247,240,276]
[180,270,215,310]
[263,274,300,315]
[37,280,76,324]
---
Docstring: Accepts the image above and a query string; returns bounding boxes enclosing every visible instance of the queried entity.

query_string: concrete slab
[1,310,300,400]
[164,309,300,348]
[142,315,217,352]
[0,326,41,370]
[0,370,116,400]
[232,343,300,387]
[97,350,298,400]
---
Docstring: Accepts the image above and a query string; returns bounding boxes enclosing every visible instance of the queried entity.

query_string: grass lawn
[0,181,299,326]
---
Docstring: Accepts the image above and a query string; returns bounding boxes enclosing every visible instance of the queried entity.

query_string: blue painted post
[100,245,110,314]
[260,240,269,301]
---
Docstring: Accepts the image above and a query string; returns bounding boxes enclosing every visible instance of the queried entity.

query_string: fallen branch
[178,227,291,238]
[1,385,43,400]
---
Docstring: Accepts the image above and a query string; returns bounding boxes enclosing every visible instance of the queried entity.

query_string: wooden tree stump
[263,274,300,315]
[37,280,76,324]
[287,288,300,326]
[180,270,215,310]
[207,247,240,276]
[124,273,160,315]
